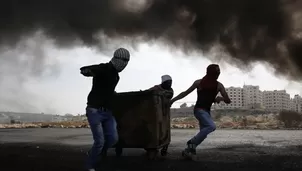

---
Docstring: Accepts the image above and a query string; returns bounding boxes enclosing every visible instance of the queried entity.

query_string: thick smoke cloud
[1,0,302,81]
[0,33,60,113]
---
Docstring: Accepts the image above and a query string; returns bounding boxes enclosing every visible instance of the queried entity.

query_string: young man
[149,74,174,99]
[80,48,130,171]
[170,64,231,158]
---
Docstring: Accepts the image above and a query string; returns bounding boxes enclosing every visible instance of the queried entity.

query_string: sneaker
[186,140,197,155]
[88,169,95,171]
[182,148,192,159]
[182,147,197,160]
[187,146,196,155]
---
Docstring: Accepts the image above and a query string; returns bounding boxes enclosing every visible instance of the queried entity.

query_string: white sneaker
[88,169,95,171]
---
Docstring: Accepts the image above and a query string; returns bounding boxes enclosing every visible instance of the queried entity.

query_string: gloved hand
[80,67,95,77]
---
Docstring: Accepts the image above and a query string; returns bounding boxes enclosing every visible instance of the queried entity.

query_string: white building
[290,99,296,111]
[291,95,302,113]
[263,90,291,111]
[216,86,243,109]
[212,84,302,112]
[243,85,263,109]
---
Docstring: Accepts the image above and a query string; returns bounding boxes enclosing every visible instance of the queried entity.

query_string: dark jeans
[85,107,118,170]
[190,109,216,147]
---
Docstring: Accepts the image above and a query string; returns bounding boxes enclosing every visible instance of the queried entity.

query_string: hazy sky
[1,43,302,115]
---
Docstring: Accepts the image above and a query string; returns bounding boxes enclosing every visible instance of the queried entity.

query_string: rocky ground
[0,119,298,130]
[0,121,89,129]
[0,112,301,130]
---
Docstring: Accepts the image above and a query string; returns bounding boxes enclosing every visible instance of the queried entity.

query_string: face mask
[213,72,220,79]
[206,65,220,80]
[111,57,128,72]
[110,48,130,72]
[161,80,172,90]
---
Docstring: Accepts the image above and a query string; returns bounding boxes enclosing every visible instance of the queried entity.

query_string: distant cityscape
[1,84,301,124]
[212,84,302,113]
[0,112,82,124]
[169,85,302,118]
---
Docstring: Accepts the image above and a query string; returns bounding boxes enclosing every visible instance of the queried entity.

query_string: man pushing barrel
[80,48,130,171]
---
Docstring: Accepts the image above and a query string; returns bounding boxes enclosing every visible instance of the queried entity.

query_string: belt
[87,105,109,112]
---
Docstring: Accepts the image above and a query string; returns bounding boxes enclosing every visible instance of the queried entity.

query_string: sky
[1,43,302,115]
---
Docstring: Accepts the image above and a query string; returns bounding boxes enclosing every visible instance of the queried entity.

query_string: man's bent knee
[209,124,216,132]
[107,134,119,147]
[111,134,119,146]
[93,138,105,148]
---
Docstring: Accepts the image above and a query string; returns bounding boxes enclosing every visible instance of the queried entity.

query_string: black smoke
[0,0,302,81]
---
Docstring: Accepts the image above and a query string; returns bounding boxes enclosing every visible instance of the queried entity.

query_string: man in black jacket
[80,48,130,171]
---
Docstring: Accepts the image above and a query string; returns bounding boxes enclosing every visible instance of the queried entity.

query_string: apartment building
[211,84,301,112]
[242,85,263,109]
[291,94,302,113]
[263,90,291,111]
[290,99,296,111]
[216,86,243,109]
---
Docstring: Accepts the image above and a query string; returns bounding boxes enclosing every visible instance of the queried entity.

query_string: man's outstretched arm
[80,64,104,77]
[170,80,199,105]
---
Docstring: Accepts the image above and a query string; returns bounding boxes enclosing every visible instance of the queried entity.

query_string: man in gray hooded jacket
[80,48,130,171]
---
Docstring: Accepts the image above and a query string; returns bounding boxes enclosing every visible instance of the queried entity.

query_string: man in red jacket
[170,64,231,159]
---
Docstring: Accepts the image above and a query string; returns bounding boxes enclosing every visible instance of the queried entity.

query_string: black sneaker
[186,141,197,155]
[182,148,194,159]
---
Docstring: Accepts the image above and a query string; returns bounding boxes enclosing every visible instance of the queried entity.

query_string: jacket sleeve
[80,64,104,77]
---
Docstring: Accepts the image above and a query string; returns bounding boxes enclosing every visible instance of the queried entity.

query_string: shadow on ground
[0,143,302,171]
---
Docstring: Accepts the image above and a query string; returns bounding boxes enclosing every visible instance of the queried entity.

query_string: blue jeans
[190,109,216,146]
[85,107,118,169]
